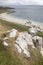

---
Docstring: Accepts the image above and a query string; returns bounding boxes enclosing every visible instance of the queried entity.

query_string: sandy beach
[0,13,43,28]
[0,13,27,25]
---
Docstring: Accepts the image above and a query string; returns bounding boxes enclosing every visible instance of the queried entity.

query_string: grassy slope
[0,19,29,32]
[0,8,43,65]
[0,19,23,65]
[0,19,43,36]
[0,7,15,14]
[0,8,8,14]
[37,31,43,37]
[0,20,43,65]
[0,42,22,65]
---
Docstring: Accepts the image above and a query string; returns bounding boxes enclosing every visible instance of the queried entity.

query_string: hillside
[0,19,43,65]
[0,7,15,14]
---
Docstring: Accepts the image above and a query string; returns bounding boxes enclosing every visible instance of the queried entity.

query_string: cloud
[0,0,43,5]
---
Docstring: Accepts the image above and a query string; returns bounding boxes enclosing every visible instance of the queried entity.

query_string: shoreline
[0,13,43,28]
[0,13,27,25]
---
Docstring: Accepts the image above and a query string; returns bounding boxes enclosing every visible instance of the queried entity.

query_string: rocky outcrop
[3,41,9,46]
[28,27,37,35]
[33,36,42,49]
[33,36,43,56]
[15,32,35,58]
[9,29,17,37]
[1,28,43,58]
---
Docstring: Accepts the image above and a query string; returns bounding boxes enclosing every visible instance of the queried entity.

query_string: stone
[15,44,22,53]
[28,27,37,35]
[9,29,17,37]
[3,41,8,46]
[15,32,35,58]
[33,36,42,49]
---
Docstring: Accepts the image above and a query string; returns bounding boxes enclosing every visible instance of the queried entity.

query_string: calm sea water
[9,5,43,23]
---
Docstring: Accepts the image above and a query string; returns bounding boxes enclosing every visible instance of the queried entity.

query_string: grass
[0,42,43,65]
[29,48,43,65]
[0,7,15,14]
[36,31,43,37]
[0,8,8,14]
[0,19,29,32]
[0,42,22,65]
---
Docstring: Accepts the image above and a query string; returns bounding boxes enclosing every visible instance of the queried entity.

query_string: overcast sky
[0,0,43,6]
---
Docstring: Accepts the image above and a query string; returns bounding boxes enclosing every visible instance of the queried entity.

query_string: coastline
[0,13,27,25]
[0,13,43,28]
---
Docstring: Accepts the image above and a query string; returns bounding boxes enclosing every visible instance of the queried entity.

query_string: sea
[9,5,43,24]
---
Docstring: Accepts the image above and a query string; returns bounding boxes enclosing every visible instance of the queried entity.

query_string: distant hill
[0,6,15,9]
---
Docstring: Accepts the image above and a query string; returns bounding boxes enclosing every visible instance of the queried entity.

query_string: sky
[0,0,43,6]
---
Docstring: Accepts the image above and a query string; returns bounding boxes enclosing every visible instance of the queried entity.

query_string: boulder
[9,29,17,38]
[33,36,42,49]
[15,44,22,53]
[15,32,35,58]
[3,37,8,40]
[28,27,37,35]
[3,41,9,46]
[23,49,30,58]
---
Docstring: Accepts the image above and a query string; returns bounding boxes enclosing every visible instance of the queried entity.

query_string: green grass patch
[29,48,43,65]
[0,19,29,31]
[36,31,43,37]
[0,9,8,14]
[0,42,22,65]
